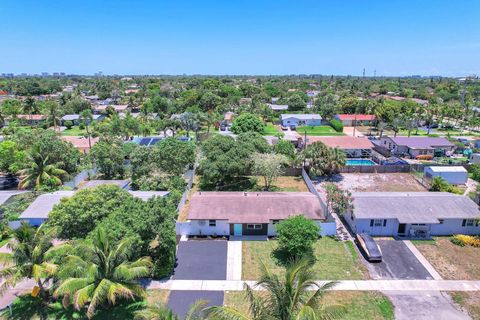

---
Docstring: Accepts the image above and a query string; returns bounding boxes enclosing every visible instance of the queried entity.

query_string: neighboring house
[271,97,280,104]
[305,136,374,158]
[280,114,322,127]
[335,114,376,126]
[345,192,480,237]
[471,153,480,164]
[61,114,105,126]
[379,136,455,158]
[62,136,99,154]
[267,103,289,111]
[474,139,480,149]
[224,111,235,123]
[0,191,26,206]
[92,104,129,114]
[19,190,169,226]
[15,114,46,125]
[185,192,335,237]
[424,166,468,185]
[239,97,252,105]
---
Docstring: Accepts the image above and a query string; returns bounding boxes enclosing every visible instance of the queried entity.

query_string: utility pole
[362,68,365,78]
[353,112,358,137]
[374,69,377,78]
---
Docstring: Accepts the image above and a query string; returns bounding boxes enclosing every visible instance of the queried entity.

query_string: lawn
[242,237,368,280]
[414,237,480,280]
[0,192,37,221]
[262,123,283,136]
[297,125,345,136]
[61,126,87,136]
[224,291,394,320]
[250,176,308,192]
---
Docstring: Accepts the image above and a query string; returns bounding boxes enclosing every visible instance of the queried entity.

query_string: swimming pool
[346,159,376,166]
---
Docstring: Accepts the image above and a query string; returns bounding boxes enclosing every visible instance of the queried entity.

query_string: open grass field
[414,237,480,280]
[242,237,368,280]
[224,291,394,320]
[297,125,345,136]
[262,123,282,136]
[61,126,87,136]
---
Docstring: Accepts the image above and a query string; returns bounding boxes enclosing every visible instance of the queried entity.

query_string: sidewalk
[146,279,480,292]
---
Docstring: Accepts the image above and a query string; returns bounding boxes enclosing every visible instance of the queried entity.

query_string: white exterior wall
[268,220,336,236]
[430,219,480,236]
[424,168,468,185]
[177,220,230,236]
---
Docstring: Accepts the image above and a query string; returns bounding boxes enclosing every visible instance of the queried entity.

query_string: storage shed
[424,166,468,185]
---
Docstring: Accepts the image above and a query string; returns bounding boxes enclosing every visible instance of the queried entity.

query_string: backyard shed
[424,166,468,185]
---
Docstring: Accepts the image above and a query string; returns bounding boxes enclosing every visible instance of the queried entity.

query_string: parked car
[220,124,226,131]
[356,233,382,262]
[281,125,288,130]
[0,175,18,190]
[290,125,297,131]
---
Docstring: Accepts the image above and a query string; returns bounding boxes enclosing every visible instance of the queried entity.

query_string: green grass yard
[242,237,368,280]
[262,123,283,136]
[61,126,87,136]
[297,125,345,136]
[224,291,394,320]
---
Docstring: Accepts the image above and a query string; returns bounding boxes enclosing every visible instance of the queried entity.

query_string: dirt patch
[449,292,480,320]
[414,237,480,280]
[328,173,428,192]
[251,176,308,192]
[177,176,199,222]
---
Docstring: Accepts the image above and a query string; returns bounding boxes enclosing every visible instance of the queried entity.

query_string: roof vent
[244,192,247,196]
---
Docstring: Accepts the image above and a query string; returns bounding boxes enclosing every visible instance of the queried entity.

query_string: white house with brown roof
[305,136,374,158]
[182,192,335,237]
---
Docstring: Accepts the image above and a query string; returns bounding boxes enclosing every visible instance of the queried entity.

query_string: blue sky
[1,0,479,76]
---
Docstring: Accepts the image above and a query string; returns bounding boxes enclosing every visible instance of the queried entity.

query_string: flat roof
[188,192,325,223]
[0,191,28,206]
[352,192,480,223]
[280,114,322,120]
[427,166,468,173]
[389,137,454,148]
[19,190,169,219]
[78,180,130,190]
[305,136,373,149]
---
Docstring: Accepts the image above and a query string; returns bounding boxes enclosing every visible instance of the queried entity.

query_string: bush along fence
[63,168,97,189]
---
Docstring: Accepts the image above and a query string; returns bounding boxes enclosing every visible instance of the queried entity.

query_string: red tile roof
[306,136,374,149]
[188,192,325,223]
[62,136,99,149]
[337,114,376,121]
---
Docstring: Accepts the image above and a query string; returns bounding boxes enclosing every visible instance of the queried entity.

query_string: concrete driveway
[385,291,470,320]
[364,240,433,280]
[168,291,224,319]
[173,240,228,280]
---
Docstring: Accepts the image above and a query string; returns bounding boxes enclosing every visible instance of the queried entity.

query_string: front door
[233,224,242,236]
[397,223,406,235]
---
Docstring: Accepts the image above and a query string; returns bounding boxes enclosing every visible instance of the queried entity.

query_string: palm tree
[54,227,152,319]
[0,223,64,299]
[205,259,343,320]
[18,150,67,191]
[21,96,38,125]
[135,300,207,320]
[43,100,62,131]
[80,109,94,149]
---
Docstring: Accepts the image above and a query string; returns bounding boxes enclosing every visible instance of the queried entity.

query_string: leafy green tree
[54,227,152,319]
[251,152,288,190]
[314,94,338,120]
[18,148,67,191]
[273,139,296,160]
[287,93,307,111]
[205,259,342,320]
[297,142,346,177]
[0,224,66,299]
[231,113,265,134]
[329,119,343,133]
[42,100,62,130]
[90,139,125,179]
[0,140,27,174]
[430,176,453,192]
[275,215,320,261]
[155,137,196,175]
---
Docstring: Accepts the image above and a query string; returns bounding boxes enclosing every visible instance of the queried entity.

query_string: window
[247,224,262,230]
[412,223,426,226]
[462,219,475,227]
[272,220,280,225]
[438,219,444,224]
[370,219,385,227]
[209,220,216,227]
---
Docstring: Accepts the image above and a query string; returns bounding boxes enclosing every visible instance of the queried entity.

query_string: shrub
[231,113,266,134]
[275,215,320,261]
[64,120,73,129]
[451,234,480,247]
[329,119,343,133]
[78,123,86,130]
[416,155,433,160]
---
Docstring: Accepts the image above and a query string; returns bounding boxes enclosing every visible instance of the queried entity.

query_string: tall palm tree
[0,223,65,299]
[18,150,67,191]
[135,300,207,320]
[54,227,152,319]
[43,100,62,131]
[21,96,38,125]
[205,259,343,320]
[80,109,94,149]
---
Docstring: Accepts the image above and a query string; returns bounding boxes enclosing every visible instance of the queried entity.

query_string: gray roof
[78,180,130,190]
[267,104,288,111]
[0,191,28,206]
[353,192,480,223]
[280,114,322,121]
[389,137,454,149]
[62,114,103,121]
[19,190,169,220]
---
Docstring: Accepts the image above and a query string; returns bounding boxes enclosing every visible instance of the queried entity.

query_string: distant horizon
[2,1,479,76]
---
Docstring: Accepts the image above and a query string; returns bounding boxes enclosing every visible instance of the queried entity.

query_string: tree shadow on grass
[271,248,316,268]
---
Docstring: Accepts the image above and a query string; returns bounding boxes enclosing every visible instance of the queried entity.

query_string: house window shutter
[462,219,466,227]
[383,220,387,227]
[370,219,374,227]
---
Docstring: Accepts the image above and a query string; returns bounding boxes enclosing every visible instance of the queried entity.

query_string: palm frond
[203,306,252,320]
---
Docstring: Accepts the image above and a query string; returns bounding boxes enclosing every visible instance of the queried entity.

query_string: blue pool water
[346,159,376,166]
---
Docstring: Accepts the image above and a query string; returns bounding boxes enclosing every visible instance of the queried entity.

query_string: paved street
[168,291,224,319]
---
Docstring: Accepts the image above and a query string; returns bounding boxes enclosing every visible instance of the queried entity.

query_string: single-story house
[379,136,455,158]
[14,114,46,125]
[19,190,169,226]
[184,192,335,237]
[345,192,480,237]
[280,114,322,127]
[0,191,26,206]
[78,179,130,190]
[470,153,480,164]
[267,104,289,111]
[474,139,480,148]
[239,98,252,105]
[62,136,99,154]
[61,114,105,126]
[335,114,376,126]
[92,104,129,114]
[424,166,468,185]
[305,136,374,158]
